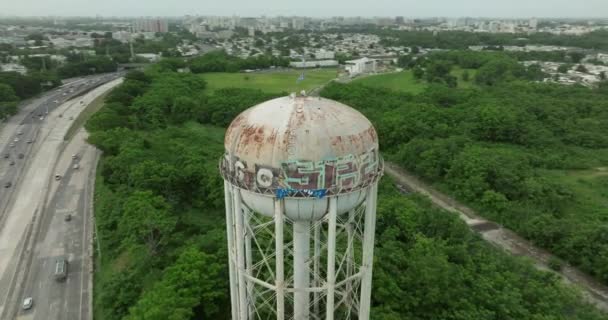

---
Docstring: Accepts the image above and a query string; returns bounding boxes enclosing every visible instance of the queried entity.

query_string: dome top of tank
[220,95,383,197]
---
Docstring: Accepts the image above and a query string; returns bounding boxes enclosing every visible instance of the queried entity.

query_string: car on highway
[18,153,24,159]
[9,160,15,166]
[54,258,68,281]
[73,164,80,170]
[17,130,23,135]
[27,139,33,144]
[4,181,11,188]
[22,297,33,310]
[64,214,72,222]
[3,153,8,159]
[53,100,59,104]
[72,154,78,160]
[9,143,15,148]
[55,174,61,181]
[14,138,19,142]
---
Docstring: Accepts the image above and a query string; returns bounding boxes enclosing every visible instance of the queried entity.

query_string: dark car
[18,153,24,159]
[3,153,8,159]
[4,182,11,188]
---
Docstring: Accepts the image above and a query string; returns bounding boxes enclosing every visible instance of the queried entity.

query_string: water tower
[220,95,383,320]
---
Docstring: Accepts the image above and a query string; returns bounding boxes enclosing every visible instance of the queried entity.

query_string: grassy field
[352,71,427,94]
[200,68,338,94]
[549,167,608,223]
[451,67,478,89]
[352,68,478,94]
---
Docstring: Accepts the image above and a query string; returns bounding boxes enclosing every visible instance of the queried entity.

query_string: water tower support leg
[345,209,355,309]
[326,197,338,320]
[224,182,239,320]
[359,184,378,320]
[245,210,254,319]
[294,221,311,320]
[233,188,248,320]
[274,199,285,320]
[313,222,321,317]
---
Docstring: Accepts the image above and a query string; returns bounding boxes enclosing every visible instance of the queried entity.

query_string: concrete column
[326,197,338,320]
[233,187,248,320]
[359,184,378,320]
[223,182,239,320]
[293,221,311,320]
[312,222,321,317]
[274,199,285,320]
[244,210,254,319]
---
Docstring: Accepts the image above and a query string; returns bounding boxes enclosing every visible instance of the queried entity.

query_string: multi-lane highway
[0,74,123,320]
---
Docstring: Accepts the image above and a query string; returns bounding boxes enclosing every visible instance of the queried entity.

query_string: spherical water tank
[220,95,383,221]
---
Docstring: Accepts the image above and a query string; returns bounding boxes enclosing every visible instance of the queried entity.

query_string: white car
[22,297,33,310]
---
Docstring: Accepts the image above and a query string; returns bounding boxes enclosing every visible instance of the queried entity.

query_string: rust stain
[266,129,278,144]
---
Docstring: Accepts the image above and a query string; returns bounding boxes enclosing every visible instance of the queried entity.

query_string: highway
[0,74,123,320]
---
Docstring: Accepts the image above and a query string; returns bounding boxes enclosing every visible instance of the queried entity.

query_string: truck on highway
[54,258,68,281]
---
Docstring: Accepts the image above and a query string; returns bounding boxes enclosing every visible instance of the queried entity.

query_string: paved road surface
[384,162,608,312]
[0,76,122,320]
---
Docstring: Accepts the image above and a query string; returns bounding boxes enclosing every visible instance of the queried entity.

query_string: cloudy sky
[2,0,607,18]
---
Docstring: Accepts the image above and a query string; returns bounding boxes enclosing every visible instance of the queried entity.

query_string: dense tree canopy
[87,65,608,320]
[321,68,608,285]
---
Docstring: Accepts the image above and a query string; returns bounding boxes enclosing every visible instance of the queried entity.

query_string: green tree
[125,247,224,320]
[575,64,588,73]
[119,191,176,254]
[557,64,571,73]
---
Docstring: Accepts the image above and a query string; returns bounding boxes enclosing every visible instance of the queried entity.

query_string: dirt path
[384,161,608,312]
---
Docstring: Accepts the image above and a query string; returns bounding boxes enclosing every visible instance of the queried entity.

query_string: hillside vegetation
[321,50,608,286]
[85,65,608,319]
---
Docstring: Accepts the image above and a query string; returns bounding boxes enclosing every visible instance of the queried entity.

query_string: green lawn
[548,167,608,224]
[352,68,478,94]
[353,71,427,94]
[200,68,338,94]
[451,67,478,89]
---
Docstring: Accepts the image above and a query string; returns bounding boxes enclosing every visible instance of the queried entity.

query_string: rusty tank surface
[220,94,383,220]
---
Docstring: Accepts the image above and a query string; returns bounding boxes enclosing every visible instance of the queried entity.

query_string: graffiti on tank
[220,148,380,195]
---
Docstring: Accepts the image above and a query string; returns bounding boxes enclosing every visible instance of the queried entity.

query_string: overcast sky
[2,0,608,18]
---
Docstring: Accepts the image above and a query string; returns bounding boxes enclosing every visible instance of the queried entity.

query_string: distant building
[395,16,405,25]
[112,31,132,43]
[290,60,338,68]
[133,18,169,33]
[345,57,377,76]
[49,37,93,49]
[0,63,27,75]
[597,53,608,64]
[135,53,161,62]
[529,18,538,30]
[314,49,335,60]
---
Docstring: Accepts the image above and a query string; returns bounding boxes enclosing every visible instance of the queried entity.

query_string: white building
[289,60,338,68]
[314,49,335,60]
[133,18,169,33]
[345,57,377,76]
[135,53,161,62]
[112,31,133,43]
[0,63,27,75]
[597,53,608,64]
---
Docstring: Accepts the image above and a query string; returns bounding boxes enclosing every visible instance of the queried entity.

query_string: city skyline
[1,0,608,19]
